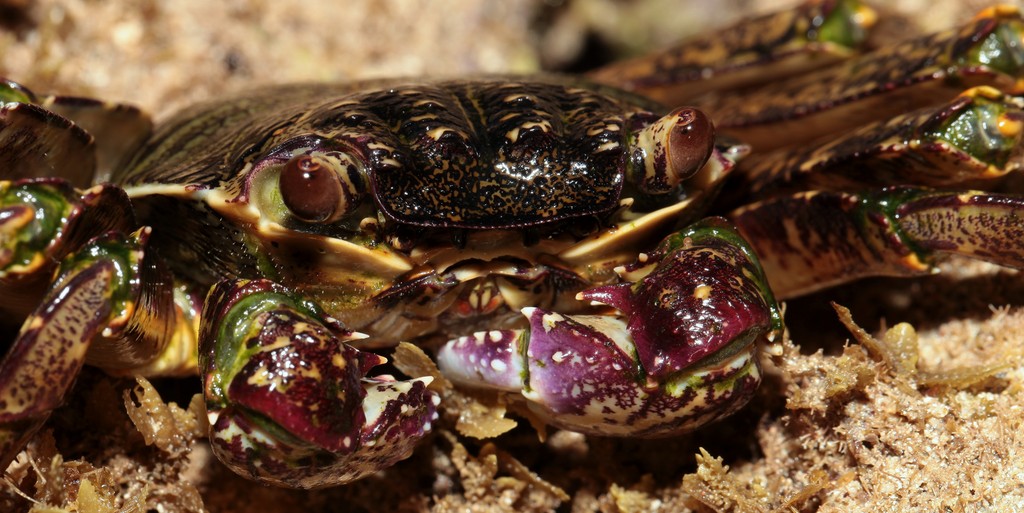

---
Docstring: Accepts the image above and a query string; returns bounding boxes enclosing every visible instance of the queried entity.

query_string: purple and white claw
[200,279,440,489]
[438,218,782,437]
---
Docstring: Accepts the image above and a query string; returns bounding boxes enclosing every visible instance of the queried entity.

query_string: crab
[1,0,1023,492]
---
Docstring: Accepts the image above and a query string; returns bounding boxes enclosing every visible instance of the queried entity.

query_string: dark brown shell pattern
[115,78,670,231]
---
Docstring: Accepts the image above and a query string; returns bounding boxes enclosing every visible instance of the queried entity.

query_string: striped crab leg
[702,6,1024,151]
[437,218,782,438]
[0,78,152,184]
[735,86,1024,200]
[588,0,878,104]
[0,227,188,469]
[0,82,185,471]
[730,188,1024,299]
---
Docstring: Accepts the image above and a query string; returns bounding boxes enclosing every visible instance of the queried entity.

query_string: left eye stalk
[279,152,366,223]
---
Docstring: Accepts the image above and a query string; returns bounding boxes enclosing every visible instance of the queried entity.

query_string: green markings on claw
[207,286,326,403]
[208,288,284,402]
[662,351,756,399]
[0,182,74,272]
[516,328,533,393]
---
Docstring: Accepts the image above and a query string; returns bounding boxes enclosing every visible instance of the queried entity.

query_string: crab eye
[279,152,366,223]
[631,107,716,195]
[666,108,715,183]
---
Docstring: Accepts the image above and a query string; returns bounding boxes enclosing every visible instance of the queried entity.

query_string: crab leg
[0,80,194,469]
[588,0,878,104]
[437,218,782,437]
[736,86,1024,200]
[0,78,153,184]
[702,6,1024,151]
[199,279,440,489]
[0,180,136,322]
[730,188,1024,299]
[0,180,196,469]
[0,77,154,322]
[0,228,185,470]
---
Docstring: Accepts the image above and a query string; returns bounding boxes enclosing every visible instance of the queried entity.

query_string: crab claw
[200,279,440,489]
[437,218,781,437]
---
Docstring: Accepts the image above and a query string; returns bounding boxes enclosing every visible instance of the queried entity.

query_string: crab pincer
[199,279,440,488]
[438,218,782,437]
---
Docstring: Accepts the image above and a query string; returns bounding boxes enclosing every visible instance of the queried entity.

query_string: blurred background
[0,0,999,117]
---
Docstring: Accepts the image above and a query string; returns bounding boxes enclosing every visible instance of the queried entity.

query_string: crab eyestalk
[278,150,368,223]
[628,107,716,195]
[438,218,782,437]
[200,279,439,489]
